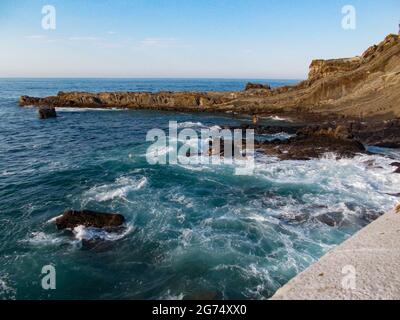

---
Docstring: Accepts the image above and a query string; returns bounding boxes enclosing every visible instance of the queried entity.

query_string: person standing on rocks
[252,114,259,126]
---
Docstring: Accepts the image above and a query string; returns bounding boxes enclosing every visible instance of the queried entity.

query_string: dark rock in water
[38,106,57,119]
[348,120,400,148]
[363,159,383,169]
[390,162,400,174]
[279,212,309,224]
[55,210,125,230]
[257,125,365,161]
[315,212,344,227]
[227,123,303,135]
[244,82,271,91]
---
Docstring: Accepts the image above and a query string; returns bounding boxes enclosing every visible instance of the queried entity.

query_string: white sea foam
[56,107,124,112]
[0,275,15,300]
[264,115,293,122]
[24,225,133,250]
[26,231,65,246]
[85,176,147,202]
[251,153,400,225]
[73,224,133,242]
[209,125,222,130]
[146,145,174,157]
[0,170,14,177]
[259,132,295,141]
[175,121,221,130]
[177,121,204,128]
[161,290,185,300]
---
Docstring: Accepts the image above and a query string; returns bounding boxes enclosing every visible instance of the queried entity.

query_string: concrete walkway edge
[271,204,400,300]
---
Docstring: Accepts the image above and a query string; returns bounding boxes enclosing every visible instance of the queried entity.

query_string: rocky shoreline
[18,34,400,158]
[20,34,400,122]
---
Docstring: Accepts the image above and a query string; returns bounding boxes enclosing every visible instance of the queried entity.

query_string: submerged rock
[55,210,125,230]
[315,212,344,227]
[245,82,271,91]
[38,106,57,119]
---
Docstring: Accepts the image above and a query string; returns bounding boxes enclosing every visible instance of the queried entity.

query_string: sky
[0,0,399,79]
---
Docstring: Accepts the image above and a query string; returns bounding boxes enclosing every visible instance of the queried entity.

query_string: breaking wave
[84,176,147,202]
[72,224,134,242]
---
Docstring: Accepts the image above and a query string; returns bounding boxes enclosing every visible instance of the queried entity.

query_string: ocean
[0,78,399,300]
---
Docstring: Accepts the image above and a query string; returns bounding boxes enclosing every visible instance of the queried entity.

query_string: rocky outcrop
[38,106,57,119]
[20,96,40,106]
[308,58,362,81]
[20,91,232,110]
[347,120,400,148]
[55,210,125,230]
[19,34,400,121]
[257,125,365,160]
[245,82,271,91]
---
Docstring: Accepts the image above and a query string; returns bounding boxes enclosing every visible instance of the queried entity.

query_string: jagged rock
[19,95,40,106]
[38,106,57,119]
[390,162,400,174]
[257,124,365,160]
[245,82,271,91]
[55,210,125,230]
[308,57,362,81]
[297,125,352,140]
[20,91,231,110]
[348,120,400,148]
[315,212,344,227]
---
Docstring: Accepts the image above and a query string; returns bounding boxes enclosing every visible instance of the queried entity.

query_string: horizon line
[0,76,304,81]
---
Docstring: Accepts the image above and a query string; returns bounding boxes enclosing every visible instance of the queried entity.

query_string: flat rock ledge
[271,206,400,300]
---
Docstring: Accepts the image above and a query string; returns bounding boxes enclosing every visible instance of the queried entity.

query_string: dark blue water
[0,79,399,300]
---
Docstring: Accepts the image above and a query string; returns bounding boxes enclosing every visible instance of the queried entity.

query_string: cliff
[20,34,400,121]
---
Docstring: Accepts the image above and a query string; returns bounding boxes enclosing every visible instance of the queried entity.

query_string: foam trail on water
[84,176,147,202]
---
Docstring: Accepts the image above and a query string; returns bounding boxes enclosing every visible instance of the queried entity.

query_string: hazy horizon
[0,0,399,78]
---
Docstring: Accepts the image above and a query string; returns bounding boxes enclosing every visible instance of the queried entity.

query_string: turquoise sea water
[0,79,399,300]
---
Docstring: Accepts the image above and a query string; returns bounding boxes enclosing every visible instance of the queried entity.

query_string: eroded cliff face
[20,34,400,121]
[229,34,400,120]
[308,58,362,81]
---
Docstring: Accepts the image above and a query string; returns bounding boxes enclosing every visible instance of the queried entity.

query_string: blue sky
[0,0,399,78]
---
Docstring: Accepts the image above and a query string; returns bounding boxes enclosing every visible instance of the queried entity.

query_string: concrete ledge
[271,205,400,300]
